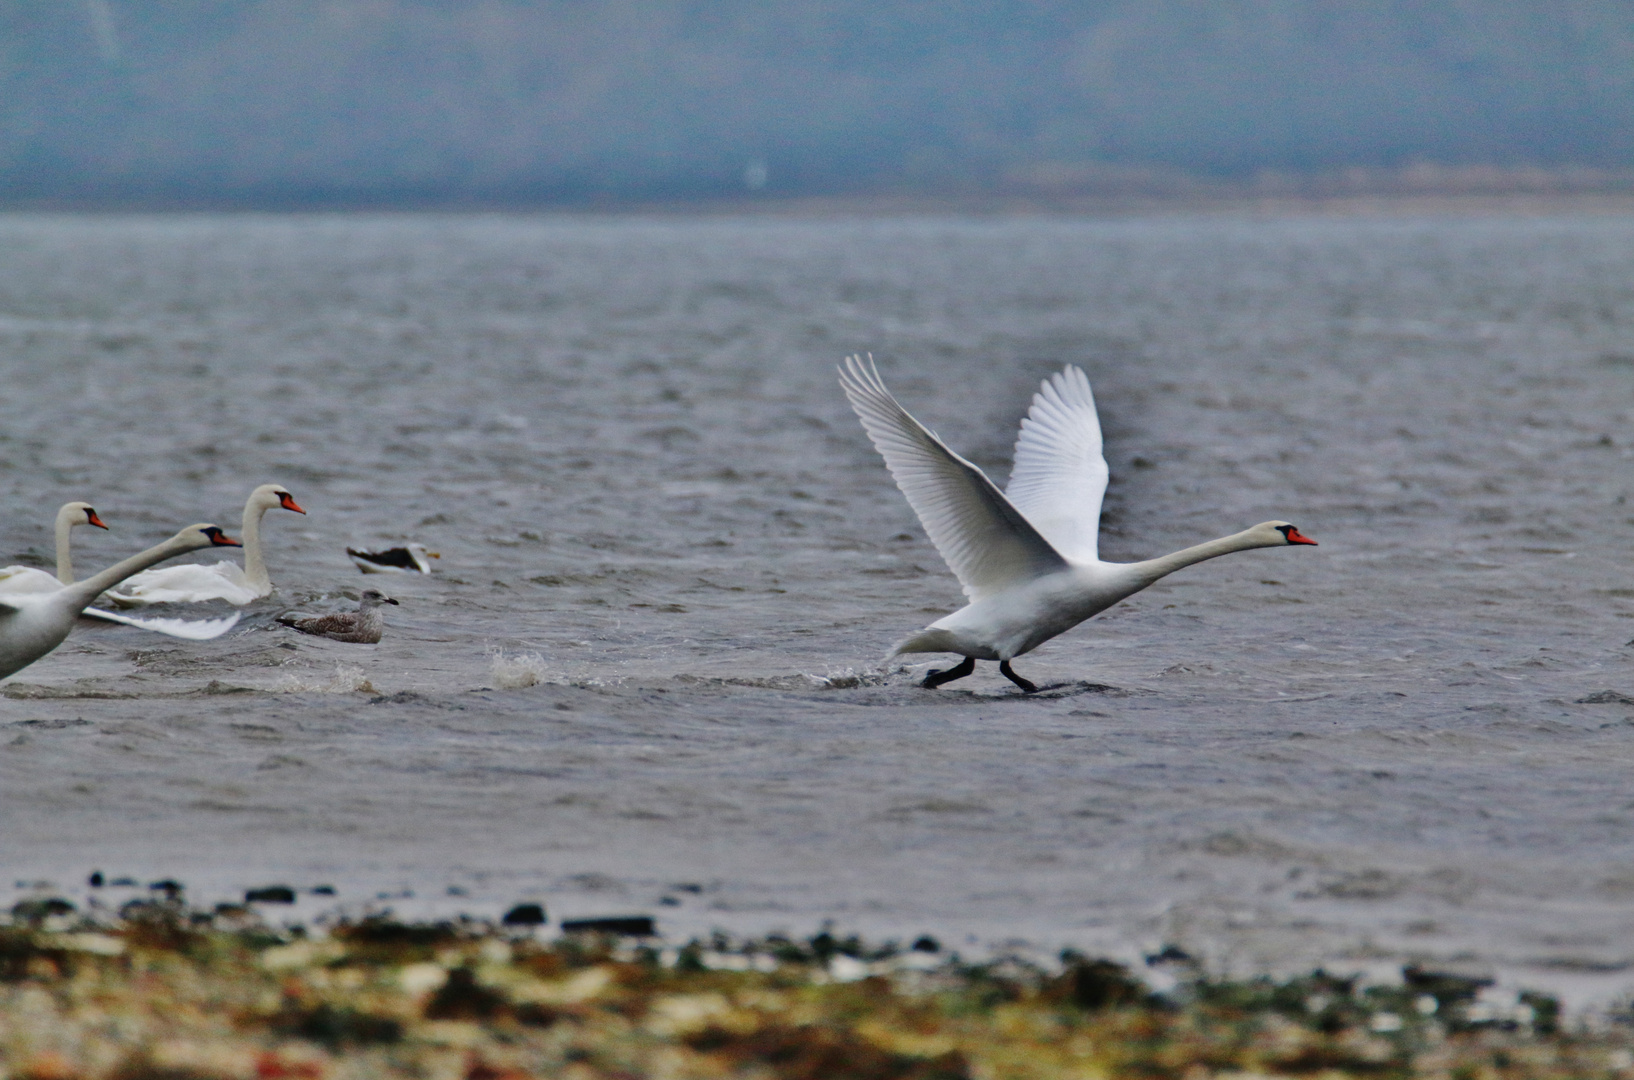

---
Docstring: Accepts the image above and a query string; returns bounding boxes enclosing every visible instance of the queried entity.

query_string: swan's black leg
[921,656,975,689]
[999,660,1038,693]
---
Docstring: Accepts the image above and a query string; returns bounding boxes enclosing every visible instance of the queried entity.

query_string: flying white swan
[103,484,306,606]
[839,355,1317,692]
[0,502,109,595]
[0,524,242,679]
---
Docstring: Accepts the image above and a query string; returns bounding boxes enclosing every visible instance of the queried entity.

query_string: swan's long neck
[241,498,271,592]
[1127,528,1272,588]
[64,536,199,612]
[54,507,78,585]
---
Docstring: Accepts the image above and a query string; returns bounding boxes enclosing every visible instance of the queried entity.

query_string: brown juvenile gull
[278,589,399,644]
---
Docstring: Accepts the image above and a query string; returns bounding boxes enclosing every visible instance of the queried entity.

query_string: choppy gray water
[5,211,1634,1004]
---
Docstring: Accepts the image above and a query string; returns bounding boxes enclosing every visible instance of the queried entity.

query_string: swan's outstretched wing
[82,607,241,640]
[1004,365,1109,564]
[840,355,1069,600]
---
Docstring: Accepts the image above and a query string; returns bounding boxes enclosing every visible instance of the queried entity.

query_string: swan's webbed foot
[921,656,976,689]
[999,660,1038,693]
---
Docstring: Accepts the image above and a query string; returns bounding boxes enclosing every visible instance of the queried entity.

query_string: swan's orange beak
[280,493,307,514]
[207,529,243,547]
[86,509,108,530]
[1285,527,1317,546]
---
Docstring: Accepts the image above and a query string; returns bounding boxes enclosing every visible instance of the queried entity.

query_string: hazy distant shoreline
[8,176,1634,219]
[9,189,1634,218]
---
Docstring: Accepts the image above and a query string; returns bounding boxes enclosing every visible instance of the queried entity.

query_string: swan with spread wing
[0,525,242,679]
[840,355,1316,692]
[0,501,244,640]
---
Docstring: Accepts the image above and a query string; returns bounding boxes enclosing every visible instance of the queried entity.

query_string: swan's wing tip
[84,608,241,640]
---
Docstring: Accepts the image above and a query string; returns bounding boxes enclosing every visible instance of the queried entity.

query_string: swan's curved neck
[66,537,198,611]
[54,508,77,585]
[1128,528,1271,587]
[241,499,271,592]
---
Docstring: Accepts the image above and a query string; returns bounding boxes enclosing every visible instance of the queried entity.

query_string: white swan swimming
[0,524,242,679]
[103,484,306,606]
[840,356,1317,692]
[0,502,109,595]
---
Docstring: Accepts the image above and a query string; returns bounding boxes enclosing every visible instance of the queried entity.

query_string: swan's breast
[996,565,1151,657]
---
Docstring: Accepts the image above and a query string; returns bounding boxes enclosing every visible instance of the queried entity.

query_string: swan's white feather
[839,355,1068,601]
[0,524,238,679]
[82,607,241,640]
[104,561,261,606]
[0,566,67,595]
[843,359,1315,673]
[101,483,302,607]
[1004,365,1109,563]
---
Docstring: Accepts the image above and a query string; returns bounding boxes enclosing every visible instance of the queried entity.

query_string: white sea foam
[489,650,548,689]
[275,664,377,694]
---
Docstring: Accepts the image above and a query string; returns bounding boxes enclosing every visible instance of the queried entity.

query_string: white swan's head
[250,483,306,515]
[177,524,243,550]
[61,502,108,530]
[1251,521,1318,547]
[359,588,399,608]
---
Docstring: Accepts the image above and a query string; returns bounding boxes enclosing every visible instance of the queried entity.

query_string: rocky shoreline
[5,884,1634,1080]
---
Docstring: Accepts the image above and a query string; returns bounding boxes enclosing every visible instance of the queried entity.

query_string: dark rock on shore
[246,885,297,904]
[502,903,547,926]
[559,915,654,936]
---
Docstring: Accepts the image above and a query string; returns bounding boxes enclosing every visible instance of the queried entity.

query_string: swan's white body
[0,525,241,679]
[839,356,1316,687]
[0,502,108,595]
[103,484,305,606]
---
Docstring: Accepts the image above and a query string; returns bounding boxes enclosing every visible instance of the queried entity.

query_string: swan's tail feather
[890,627,965,656]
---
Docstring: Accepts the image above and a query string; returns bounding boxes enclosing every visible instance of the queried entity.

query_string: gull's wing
[348,547,422,574]
[82,607,241,640]
[279,611,356,635]
[1003,365,1109,563]
[840,355,1069,601]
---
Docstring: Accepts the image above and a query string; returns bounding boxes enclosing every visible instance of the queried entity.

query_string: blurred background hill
[6,0,1634,207]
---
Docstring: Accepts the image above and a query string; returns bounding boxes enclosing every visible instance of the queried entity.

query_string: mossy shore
[3,898,1632,1080]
